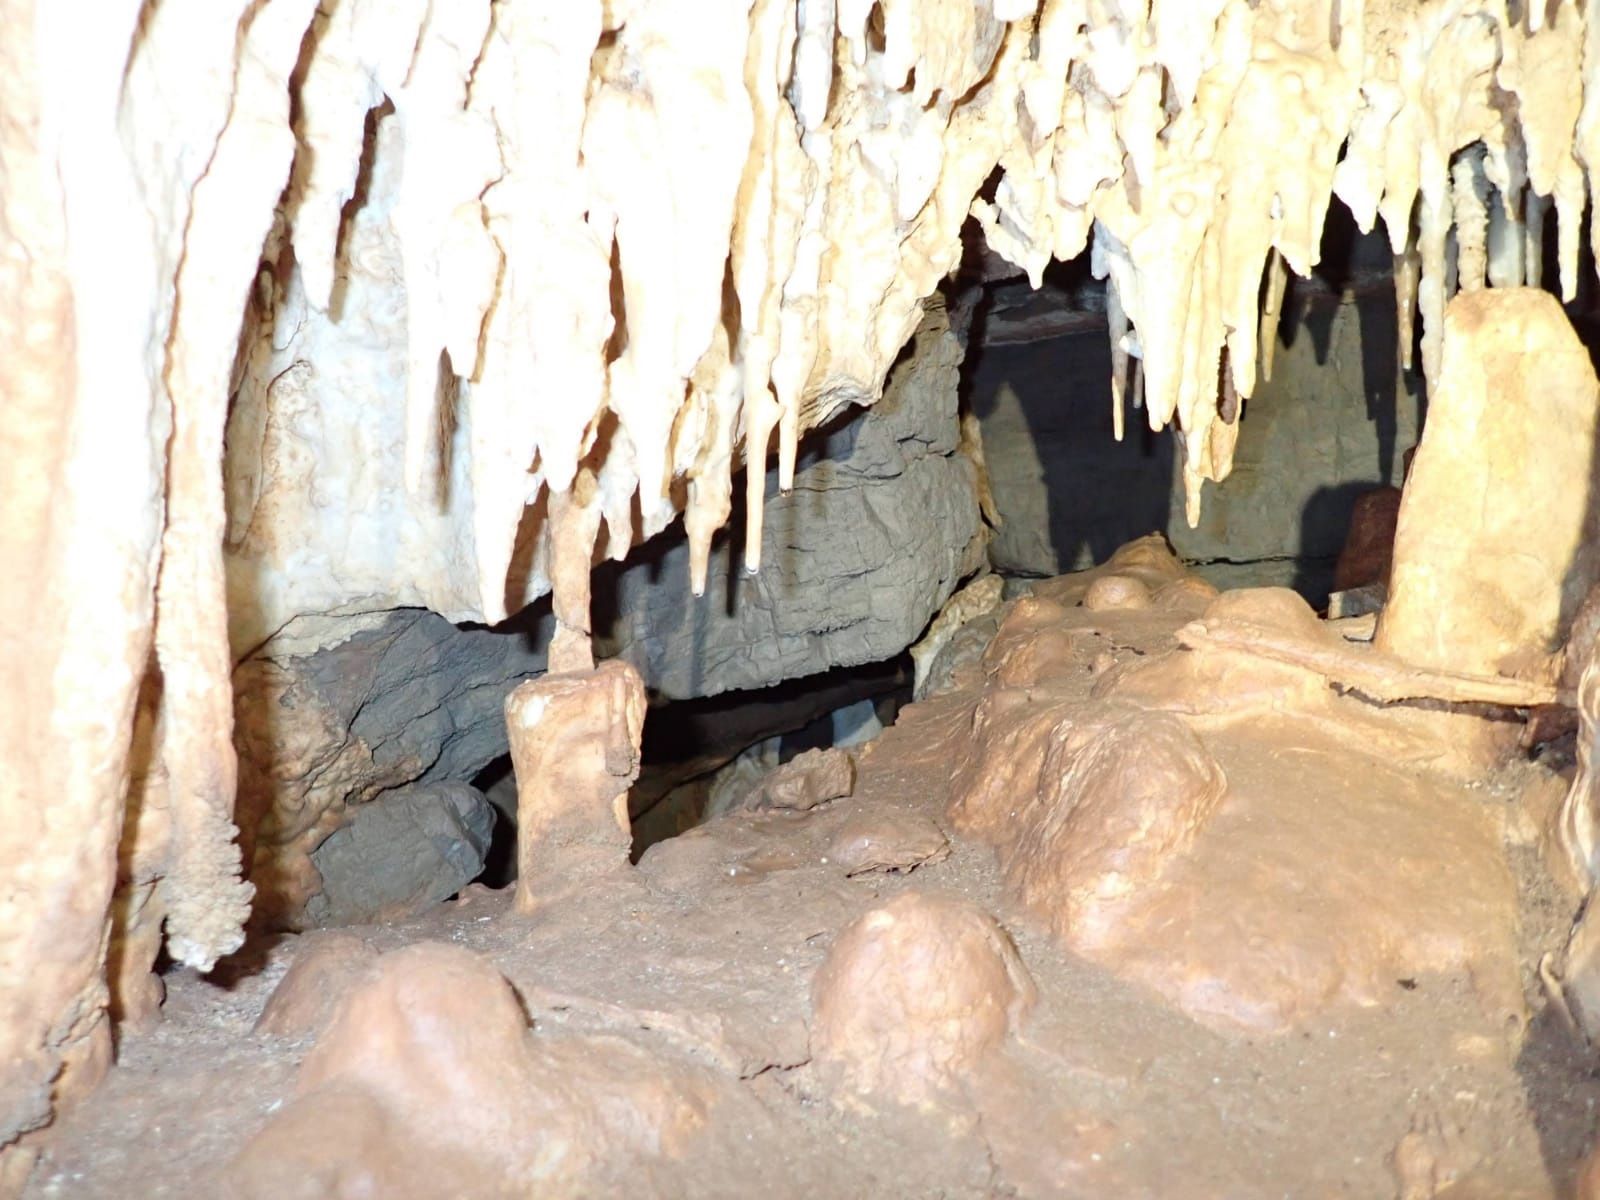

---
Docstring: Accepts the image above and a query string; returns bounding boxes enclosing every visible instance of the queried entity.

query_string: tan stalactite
[392,1,500,501]
[1258,249,1288,384]
[205,0,1600,652]
[465,0,608,624]
[219,0,1600,654]
[547,472,604,676]
[155,0,317,970]
[1106,273,1129,443]
[2,0,318,1171]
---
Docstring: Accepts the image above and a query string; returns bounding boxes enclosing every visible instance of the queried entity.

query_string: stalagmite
[1377,289,1600,679]
[504,660,646,915]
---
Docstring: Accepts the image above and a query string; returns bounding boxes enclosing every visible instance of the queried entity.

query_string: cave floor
[25,590,1600,1199]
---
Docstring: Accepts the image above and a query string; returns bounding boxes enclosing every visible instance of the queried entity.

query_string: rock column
[505,659,646,913]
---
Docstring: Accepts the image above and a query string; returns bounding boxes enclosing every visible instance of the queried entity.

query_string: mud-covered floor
[25,553,1600,1199]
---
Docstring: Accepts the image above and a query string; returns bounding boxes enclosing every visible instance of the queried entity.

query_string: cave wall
[978,275,1421,604]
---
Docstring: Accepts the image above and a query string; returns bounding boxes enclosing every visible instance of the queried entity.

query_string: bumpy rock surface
[253,932,378,1040]
[827,809,950,877]
[24,548,1593,1195]
[994,709,1228,953]
[505,660,645,912]
[947,561,1526,1035]
[1378,289,1600,678]
[305,783,494,927]
[744,748,856,813]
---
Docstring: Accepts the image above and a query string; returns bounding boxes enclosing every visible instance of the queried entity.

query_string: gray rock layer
[306,783,495,927]
[976,275,1419,606]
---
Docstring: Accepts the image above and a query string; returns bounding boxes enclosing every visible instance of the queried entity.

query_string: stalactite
[547,472,604,675]
[1450,150,1490,295]
[1258,248,1288,384]
[1106,274,1129,443]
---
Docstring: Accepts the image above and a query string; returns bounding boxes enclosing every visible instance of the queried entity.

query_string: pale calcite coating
[505,660,646,914]
[1,0,316,1168]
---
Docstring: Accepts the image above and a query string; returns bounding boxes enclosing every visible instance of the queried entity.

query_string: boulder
[304,784,495,927]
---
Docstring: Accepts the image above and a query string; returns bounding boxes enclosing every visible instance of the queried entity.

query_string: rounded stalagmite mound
[1082,573,1151,612]
[809,891,1035,1110]
[253,932,379,1041]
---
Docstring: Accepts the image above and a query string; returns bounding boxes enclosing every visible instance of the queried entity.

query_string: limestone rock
[944,553,1526,1033]
[974,284,1418,601]
[228,943,736,1198]
[1082,574,1152,612]
[1000,710,1228,954]
[911,573,1004,700]
[1378,289,1600,678]
[746,748,855,813]
[304,784,495,927]
[810,892,1036,1110]
[1333,485,1403,593]
[235,309,981,927]
[505,660,645,912]
[594,301,987,699]
[233,614,541,926]
[827,809,951,877]
[6,0,1600,1174]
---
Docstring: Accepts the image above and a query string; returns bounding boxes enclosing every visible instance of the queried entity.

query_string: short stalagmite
[504,659,646,913]
[810,891,1036,1110]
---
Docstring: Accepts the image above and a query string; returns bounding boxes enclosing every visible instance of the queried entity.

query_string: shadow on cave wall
[964,266,1178,579]
[968,210,1426,611]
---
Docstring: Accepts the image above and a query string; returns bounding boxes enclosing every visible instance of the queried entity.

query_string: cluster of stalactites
[275,0,1018,650]
[979,0,1600,527]
[274,0,1599,651]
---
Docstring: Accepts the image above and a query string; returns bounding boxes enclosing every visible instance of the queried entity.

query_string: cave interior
[8,1,1600,1197]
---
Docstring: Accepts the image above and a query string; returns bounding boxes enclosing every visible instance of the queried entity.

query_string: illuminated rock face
[1377,289,1600,679]
[3,0,1599,1178]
